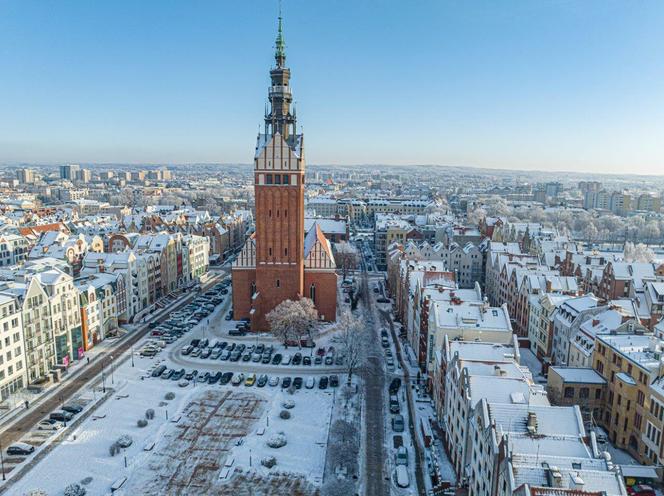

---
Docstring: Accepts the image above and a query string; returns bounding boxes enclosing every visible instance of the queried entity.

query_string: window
[275,174,281,184]
[564,387,574,398]
[283,174,289,185]
[595,388,602,400]
[266,174,273,185]
[276,279,280,288]
[309,284,316,303]
[637,390,645,406]
[268,248,272,256]
[579,387,589,399]
[284,248,288,256]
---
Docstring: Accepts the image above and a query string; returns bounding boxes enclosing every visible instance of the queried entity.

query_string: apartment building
[547,366,607,425]
[592,333,663,462]
[0,294,26,401]
[0,234,29,267]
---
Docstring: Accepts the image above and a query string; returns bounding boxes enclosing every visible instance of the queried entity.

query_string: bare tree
[327,419,359,477]
[266,297,319,345]
[321,478,355,496]
[335,310,365,385]
[334,241,359,281]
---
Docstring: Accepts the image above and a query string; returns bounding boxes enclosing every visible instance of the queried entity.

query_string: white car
[268,376,280,387]
[37,419,63,431]
[305,377,315,389]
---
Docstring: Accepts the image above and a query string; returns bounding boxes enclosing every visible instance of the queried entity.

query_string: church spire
[275,5,286,68]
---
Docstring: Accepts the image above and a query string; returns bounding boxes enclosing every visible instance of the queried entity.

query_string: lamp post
[109,355,115,384]
[0,439,6,480]
[131,345,135,367]
[101,361,106,393]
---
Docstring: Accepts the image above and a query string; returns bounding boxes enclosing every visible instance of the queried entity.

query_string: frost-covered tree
[466,207,487,226]
[266,298,319,345]
[336,310,365,385]
[624,242,655,263]
[334,242,359,281]
[321,478,355,496]
[327,419,359,476]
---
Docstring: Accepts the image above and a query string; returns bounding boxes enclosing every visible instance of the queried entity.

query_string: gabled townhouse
[551,295,602,366]
[568,309,646,368]
[527,293,572,361]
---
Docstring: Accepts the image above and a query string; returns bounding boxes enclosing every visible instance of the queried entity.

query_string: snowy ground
[6,296,335,496]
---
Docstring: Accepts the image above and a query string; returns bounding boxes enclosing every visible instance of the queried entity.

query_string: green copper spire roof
[275,11,286,66]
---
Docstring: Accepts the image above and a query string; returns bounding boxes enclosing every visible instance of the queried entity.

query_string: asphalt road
[360,268,388,496]
[0,272,225,455]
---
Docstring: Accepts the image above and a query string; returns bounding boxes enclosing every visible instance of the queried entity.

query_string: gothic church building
[232,16,337,331]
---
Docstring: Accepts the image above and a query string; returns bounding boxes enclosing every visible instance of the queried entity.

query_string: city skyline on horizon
[1,1,663,174]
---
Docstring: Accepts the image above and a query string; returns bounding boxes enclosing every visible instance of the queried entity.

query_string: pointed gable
[305,223,336,270]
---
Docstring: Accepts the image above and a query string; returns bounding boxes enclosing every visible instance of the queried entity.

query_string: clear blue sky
[1,0,663,174]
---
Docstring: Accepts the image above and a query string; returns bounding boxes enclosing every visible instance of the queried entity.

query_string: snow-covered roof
[549,367,607,385]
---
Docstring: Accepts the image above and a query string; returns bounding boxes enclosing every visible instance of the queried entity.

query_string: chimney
[527,411,538,434]
[545,279,552,292]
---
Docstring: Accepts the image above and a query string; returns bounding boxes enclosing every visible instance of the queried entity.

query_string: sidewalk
[0,281,213,431]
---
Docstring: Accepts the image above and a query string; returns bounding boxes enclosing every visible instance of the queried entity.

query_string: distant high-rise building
[60,164,80,181]
[162,169,173,180]
[16,168,34,184]
[78,168,92,183]
[578,180,602,193]
[100,171,114,181]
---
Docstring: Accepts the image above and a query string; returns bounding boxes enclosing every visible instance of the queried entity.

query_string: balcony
[269,85,291,96]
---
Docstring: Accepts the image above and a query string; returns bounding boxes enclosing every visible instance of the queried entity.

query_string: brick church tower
[232,14,337,331]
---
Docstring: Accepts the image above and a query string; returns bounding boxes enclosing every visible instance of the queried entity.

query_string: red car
[628,485,656,496]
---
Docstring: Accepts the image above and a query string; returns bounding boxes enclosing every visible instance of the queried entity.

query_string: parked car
[395,446,408,466]
[272,353,283,365]
[329,375,339,387]
[389,378,402,395]
[201,348,212,359]
[293,377,303,389]
[282,354,292,365]
[251,353,261,363]
[190,348,202,358]
[262,354,271,364]
[184,370,198,380]
[200,372,211,382]
[190,339,200,348]
[151,365,167,377]
[268,376,280,387]
[232,373,245,386]
[245,374,257,387]
[7,443,35,456]
[389,395,400,414]
[210,349,222,360]
[220,350,231,361]
[208,372,222,384]
[395,465,410,488]
[628,485,656,496]
[257,374,268,387]
[292,353,302,365]
[220,372,233,385]
[171,368,186,381]
[62,403,83,414]
[49,411,74,422]
[392,415,405,432]
[161,368,174,380]
[318,376,329,389]
[302,356,312,366]
[230,351,241,362]
[305,377,315,389]
[38,419,63,431]
[281,377,292,389]
[325,355,334,365]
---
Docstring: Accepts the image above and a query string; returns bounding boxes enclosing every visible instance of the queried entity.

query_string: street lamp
[0,439,5,480]
[109,355,115,385]
[131,345,135,367]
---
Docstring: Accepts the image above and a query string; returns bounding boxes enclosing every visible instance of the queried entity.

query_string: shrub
[145,408,155,420]
[164,392,175,400]
[281,400,295,409]
[261,456,277,468]
[279,410,291,420]
[266,432,287,449]
[63,484,86,496]
[24,491,48,496]
[116,435,133,448]
[109,442,121,457]
[137,419,148,428]
[80,477,93,486]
